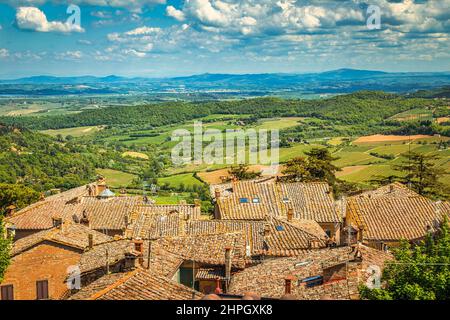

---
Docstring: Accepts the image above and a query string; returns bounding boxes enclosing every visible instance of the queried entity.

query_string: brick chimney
[287,208,294,222]
[88,234,94,250]
[224,247,232,284]
[52,217,63,229]
[358,225,365,243]
[389,184,394,193]
[284,275,295,295]
[124,251,139,271]
[214,188,221,199]
[133,239,144,266]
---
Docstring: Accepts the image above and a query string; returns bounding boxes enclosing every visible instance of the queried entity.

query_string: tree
[361,216,450,300]
[282,148,340,186]
[305,148,340,185]
[228,164,261,181]
[0,183,40,216]
[0,217,12,282]
[394,152,445,197]
[282,157,311,181]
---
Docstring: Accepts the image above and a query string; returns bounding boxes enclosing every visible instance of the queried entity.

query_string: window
[275,225,284,231]
[325,230,332,237]
[1,285,14,300]
[239,198,249,203]
[252,197,260,204]
[36,280,49,300]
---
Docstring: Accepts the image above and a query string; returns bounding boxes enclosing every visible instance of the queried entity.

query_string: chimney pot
[88,234,94,250]
[124,252,139,271]
[224,247,232,284]
[287,208,294,222]
[285,275,295,295]
[52,217,63,229]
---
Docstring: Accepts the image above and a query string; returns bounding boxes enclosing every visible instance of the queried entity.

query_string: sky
[0,0,449,78]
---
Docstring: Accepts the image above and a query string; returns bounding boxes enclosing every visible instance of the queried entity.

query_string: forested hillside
[0,125,97,191]
[1,92,446,133]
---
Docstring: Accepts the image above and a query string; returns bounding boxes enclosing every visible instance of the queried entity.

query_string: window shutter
[36,280,49,300]
[1,285,14,300]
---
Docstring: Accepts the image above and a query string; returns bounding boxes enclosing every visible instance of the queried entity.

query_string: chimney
[52,217,63,229]
[214,188,221,199]
[263,224,271,237]
[124,252,139,271]
[389,185,394,193]
[224,247,232,284]
[287,208,294,222]
[80,210,89,227]
[88,234,94,250]
[358,225,364,242]
[133,239,144,266]
[285,275,295,295]
[214,278,223,295]
[194,199,201,208]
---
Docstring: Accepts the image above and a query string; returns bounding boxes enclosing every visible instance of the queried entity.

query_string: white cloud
[123,49,146,58]
[1,1,166,12]
[55,50,83,60]
[78,39,92,45]
[16,7,84,33]
[166,5,185,21]
[0,48,9,58]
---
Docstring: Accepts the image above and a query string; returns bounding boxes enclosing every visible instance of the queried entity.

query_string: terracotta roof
[258,218,328,256]
[78,196,141,231]
[78,239,131,273]
[228,247,353,299]
[126,205,202,239]
[133,217,327,259]
[347,195,449,241]
[69,269,203,300]
[228,245,387,300]
[153,232,247,269]
[68,272,126,300]
[11,223,112,256]
[216,180,340,223]
[196,267,225,280]
[6,195,141,231]
[280,182,340,223]
[355,182,420,199]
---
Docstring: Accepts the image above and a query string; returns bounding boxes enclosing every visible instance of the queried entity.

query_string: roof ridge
[88,269,139,300]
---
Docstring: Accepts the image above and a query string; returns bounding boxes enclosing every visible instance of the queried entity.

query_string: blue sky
[0,0,449,78]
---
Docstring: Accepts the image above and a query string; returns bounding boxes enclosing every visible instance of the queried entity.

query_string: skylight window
[239,198,249,203]
[275,225,284,231]
[252,197,260,203]
[282,197,290,203]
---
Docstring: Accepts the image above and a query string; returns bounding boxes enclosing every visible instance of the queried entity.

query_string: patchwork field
[41,126,105,138]
[158,173,204,190]
[96,168,136,188]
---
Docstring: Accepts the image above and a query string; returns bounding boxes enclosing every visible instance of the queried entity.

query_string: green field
[96,168,136,188]
[41,126,104,138]
[158,173,204,190]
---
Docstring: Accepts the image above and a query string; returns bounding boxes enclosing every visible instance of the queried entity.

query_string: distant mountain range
[1,69,449,96]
